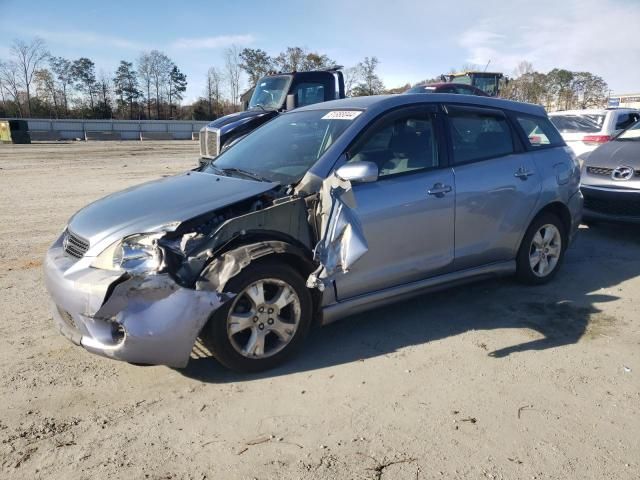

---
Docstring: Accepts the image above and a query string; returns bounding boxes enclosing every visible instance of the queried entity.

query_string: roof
[449,71,504,77]
[295,93,546,117]
[549,108,640,116]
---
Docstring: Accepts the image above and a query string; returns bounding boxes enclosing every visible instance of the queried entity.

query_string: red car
[404,82,489,96]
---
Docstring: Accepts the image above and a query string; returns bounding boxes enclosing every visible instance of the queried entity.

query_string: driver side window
[348,110,439,178]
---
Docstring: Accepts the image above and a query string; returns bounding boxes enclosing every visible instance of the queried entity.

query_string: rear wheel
[516,213,565,285]
[203,260,313,372]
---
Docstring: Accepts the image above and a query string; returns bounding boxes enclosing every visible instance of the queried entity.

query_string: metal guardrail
[0,118,209,141]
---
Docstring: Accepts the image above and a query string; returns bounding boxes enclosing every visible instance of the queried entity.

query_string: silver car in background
[44,94,582,372]
[580,120,640,223]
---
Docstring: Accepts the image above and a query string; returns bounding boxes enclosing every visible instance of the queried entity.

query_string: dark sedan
[405,82,489,96]
[581,120,640,223]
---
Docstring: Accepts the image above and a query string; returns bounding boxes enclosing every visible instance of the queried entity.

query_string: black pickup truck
[198,67,345,166]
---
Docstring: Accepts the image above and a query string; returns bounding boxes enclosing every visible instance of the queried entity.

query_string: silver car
[44,94,583,372]
[580,120,640,223]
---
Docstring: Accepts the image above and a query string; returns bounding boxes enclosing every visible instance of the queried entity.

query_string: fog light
[111,323,126,343]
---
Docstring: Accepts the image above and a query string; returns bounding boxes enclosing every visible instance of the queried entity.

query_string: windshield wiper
[252,103,267,111]
[221,167,270,182]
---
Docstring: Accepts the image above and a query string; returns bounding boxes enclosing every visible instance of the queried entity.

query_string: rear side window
[447,109,514,164]
[294,83,325,107]
[615,112,640,131]
[516,115,565,148]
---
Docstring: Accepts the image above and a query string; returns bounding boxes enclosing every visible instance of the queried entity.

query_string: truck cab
[443,71,506,97]
[199,68,345,165]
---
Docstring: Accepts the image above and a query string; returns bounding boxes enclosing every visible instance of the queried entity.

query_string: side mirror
[286,94,297,110]
[335,161,378,183]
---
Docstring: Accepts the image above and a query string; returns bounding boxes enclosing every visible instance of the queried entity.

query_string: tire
[516,212,566,285]
[202,259,313,373]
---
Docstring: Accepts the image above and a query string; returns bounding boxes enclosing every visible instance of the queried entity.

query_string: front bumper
[44,237,224,368]
[581,185,640,224]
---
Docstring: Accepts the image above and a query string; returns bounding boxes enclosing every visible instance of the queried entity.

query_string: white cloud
[457,0,640,92]
[170,34,255,50]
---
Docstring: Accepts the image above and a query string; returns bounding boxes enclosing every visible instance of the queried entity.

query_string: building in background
[608,93,640,109]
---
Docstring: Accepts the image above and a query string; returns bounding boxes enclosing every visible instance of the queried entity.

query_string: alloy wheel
[528,224,562,277]
[226,278,301,359]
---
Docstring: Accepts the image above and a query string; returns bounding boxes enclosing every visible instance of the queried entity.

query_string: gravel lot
[0,141,638,479]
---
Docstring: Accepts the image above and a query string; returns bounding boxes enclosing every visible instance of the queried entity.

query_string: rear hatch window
[549,115,602,133]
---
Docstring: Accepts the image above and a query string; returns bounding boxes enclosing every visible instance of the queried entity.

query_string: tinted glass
[349,111,438,177]
[549,115,601,133]
[615,112,640,131]
[516,115,565,148]
[617,120,640,140]
[294,83,326,107]
[209,110,355,184]
[448,110,514,164]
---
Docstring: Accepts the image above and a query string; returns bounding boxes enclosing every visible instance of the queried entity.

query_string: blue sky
[1,0,639,102]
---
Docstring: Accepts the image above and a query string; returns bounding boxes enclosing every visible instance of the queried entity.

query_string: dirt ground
[0,141,638,480]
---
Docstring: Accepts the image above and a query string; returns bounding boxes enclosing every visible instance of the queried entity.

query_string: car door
[444,104,542,270]
[332,105,455,300]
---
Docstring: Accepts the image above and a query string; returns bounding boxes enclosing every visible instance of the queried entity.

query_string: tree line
[0,38,188,120]
[0,37,611,121]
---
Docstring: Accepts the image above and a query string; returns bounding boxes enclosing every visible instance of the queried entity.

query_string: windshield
[207,110,359,184]
[248,75,291,110]
[549,115,602,133]
[617,120,640,140]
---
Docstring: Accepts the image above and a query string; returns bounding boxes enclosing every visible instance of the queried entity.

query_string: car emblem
[62,231,69,251]
[611,166,634,181]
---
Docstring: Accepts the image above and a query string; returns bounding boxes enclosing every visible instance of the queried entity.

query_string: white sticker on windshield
[322,110,363,120]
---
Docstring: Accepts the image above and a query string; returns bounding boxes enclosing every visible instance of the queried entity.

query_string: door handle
[514,167,535,180]
[427,183,452,197]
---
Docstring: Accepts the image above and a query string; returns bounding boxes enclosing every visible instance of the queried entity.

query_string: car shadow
[180,223,640,383]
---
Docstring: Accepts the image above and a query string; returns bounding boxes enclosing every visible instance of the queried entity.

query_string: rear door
[444,104,541,270]
[333,105,455,300]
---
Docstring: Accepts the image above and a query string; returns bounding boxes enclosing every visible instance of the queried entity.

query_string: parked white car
[549,108,640,157]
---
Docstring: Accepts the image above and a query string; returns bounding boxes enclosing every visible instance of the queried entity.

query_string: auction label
[322,111,363,120]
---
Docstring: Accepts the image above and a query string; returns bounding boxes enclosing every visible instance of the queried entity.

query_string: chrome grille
[587,166,640,177]
[586,166,613,176]
[63,229,89,258]
[199,129,206,156]
[205,128,219,157]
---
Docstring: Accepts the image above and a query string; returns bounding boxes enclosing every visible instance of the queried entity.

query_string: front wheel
[202,260,313,372]
[516,213,565,285]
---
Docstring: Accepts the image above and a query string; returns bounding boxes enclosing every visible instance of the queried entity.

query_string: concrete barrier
[0,118,208,141]
[29,131,61,141]
[85,131,122,141]
[140,132,174,141]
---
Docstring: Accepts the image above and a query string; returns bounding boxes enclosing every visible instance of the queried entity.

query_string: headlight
[92,233,163,273]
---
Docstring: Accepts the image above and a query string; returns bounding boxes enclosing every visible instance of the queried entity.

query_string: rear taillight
[582,134,611,145]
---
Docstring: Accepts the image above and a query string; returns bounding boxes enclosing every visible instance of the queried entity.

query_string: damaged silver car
[45,94,583,372]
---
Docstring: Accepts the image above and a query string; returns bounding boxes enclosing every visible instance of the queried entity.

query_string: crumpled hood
[68,172,278,256]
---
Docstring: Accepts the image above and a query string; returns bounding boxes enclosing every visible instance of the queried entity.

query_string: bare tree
[224,45,242,111]
[205,66,223,117]
[352,57,384,96]
[9,38,49,116]
[343,66,360,96]
[0,60,23,116]
[138,52,153,119]
[149,50,172,119]
[34,68,59,117]
[50,57,73,115]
